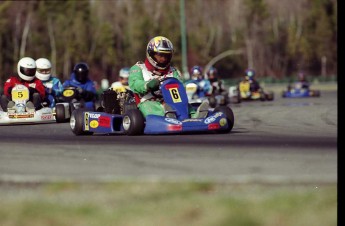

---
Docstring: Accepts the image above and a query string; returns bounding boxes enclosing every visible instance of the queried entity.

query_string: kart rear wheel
[313,90,321,97]
[123,103,138,114]
[70,109,93,135]
[55,104,67,123]
[122,109,145,136]
[213,106,234,133]
[266,92,274,101]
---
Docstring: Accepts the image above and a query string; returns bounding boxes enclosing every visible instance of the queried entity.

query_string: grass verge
[0,181,336,226]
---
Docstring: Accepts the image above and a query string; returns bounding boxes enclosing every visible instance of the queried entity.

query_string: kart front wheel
[55,104,67,123]
[122,109,145,136]
[70,109,93,135]
[311,90,321,97]
[213,106,234,133]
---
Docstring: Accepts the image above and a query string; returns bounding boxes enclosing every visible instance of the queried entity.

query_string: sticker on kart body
[84,112,89,130]
[90,120,99,128]
[219,118,227,126]
[8,113,34,119]
[182,118,203,122]
[89,113,101,119]
[204,112,223,124]
[41,114,53,120]
[98,116,111,127]
[165,118,182,125]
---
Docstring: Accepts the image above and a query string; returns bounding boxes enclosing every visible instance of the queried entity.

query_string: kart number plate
[12,90,29,101]
[169,88,182,103]
[63,89,75,97]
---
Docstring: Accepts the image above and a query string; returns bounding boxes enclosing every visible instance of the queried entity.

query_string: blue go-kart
[282,82,320,98]
[70,77,234,135]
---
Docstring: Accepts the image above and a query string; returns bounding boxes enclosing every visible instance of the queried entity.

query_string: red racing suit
[3,76,46,99]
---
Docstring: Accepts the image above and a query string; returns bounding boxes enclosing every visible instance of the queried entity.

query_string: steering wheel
[150,77,176,98]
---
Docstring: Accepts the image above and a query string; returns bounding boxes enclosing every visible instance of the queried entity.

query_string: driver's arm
[128,65,147,95]
[172,68,183,82]
[3,78,14,97]
[81,82,97,101]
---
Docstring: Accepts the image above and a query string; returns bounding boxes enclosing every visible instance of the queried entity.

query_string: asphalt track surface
[0,88,337,184]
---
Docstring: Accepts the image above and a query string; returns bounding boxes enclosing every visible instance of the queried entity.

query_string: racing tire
[123,103,138,114]
[55,104,67,123]
[213,106,234,133]
[266,92,274,101]
[282,91,287,98]
[122,109,145,136]
[223,94,230,106]
[313,90,321,97]
[70,109,94,136]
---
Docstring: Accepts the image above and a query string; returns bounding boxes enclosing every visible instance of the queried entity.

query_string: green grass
[0,182,337,226]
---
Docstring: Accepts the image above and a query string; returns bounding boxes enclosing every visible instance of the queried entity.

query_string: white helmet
[17,57,36,81]
[35,58,52,81]
[119,67,130,78]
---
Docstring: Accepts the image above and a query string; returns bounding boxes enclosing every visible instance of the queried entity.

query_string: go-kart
[228,81,274,103]
[0,84,55,125]
[70,77,234,136]
[185,81,229,108]
[54,86,99,123]
[282,82,320,98]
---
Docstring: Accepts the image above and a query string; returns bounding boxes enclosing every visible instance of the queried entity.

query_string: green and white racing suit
[128,61,195,118]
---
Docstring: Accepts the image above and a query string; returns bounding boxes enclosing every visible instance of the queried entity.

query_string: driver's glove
[145,79,160,92]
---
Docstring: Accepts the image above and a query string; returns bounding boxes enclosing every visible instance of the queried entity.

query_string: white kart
[0,84,58,125]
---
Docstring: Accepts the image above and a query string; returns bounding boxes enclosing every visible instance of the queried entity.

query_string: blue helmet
[245,68,255,80]
[191,65,203,80]
[208,66,217,76]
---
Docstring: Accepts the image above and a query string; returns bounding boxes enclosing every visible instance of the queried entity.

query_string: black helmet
[73,62,89,83]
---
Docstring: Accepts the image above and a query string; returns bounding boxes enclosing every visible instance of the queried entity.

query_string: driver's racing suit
[62,73,97,109]
[128,60,182,117]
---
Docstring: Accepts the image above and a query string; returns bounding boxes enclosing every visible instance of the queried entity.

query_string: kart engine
[101,89,135,114]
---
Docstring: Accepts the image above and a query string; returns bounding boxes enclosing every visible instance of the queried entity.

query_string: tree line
[0,0,337,86]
